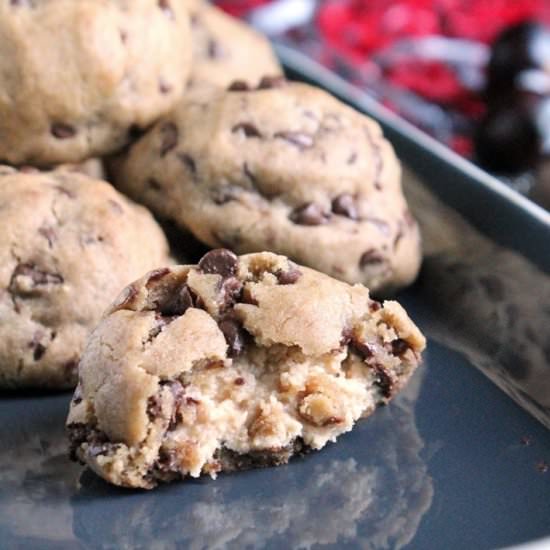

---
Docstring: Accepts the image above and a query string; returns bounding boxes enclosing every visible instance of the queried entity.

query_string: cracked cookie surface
[67,249,425,489]
[0,0,191,166]
[110,80,422,294]
[186,0,281,89]
[0,167,171,389]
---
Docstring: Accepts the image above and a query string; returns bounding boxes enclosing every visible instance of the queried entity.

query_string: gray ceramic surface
[1,50,550,549]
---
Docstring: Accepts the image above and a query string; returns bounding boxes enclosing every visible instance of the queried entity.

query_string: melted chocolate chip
[390,338,410,356]
[257,76,286,89]
[234,377,245,385]
[51,123,76,139]
[156,448,179,472]
[228,80,250,91]
[219,317,246,357]
[372,364,394,399]
[147,395,163,420]
[232,123,262,138]
[159,122,178,156]
[332,193,358,220]
[359,249,385,268]
[290,203,330,226]
[340,327,354,346]
[275,264,302,285]
[274,131,314,149]
[198,249,238,278]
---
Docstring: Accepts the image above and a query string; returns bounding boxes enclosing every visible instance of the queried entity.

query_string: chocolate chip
[275,263,302,285]
[51,123,76,139]
[220,276,243,310]
[234,377,245,385]
[128,124,146,141]
[159,79,173,94]
[207,39,223,59]
[219,317,246,357]
[146,268,171,288]
[332,193,358,220]
[351,340,376,359]
[211,185,240,205]
[158,0,174,19]
[274,131,314,149]
[38,226,56,248]
[148,178,162,191]
[115,284,138,309]
[372,364,394,399]
[257,76,286,89]
[156,448,179,472]
[359,249,385,268]
[290,203,329,226]
[147,395,163,420]
[340,327,354,346]
[228,80,250,91]
[158,284,195,317]
[178,152,197,176]
[347,152,358,165]
[119,29,128,43]
[11,263,63,287]
[232,123,262,138]
[369,300,382,312]
[198,249,238,278]
[159,122,178,156]
[390,338,410,356]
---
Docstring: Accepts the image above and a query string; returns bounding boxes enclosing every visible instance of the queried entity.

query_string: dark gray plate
[1,48,550,550]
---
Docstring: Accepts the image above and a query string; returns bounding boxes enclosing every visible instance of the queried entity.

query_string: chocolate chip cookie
[67,249,426,489]
[0,168,171,389]
[110,80,422,294]
[187,0,282,89]
[0,0,191,166]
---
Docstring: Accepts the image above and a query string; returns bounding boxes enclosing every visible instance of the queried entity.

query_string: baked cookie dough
[0,0,191,166]
[187,0,281,89]
[67,249,426,489]
[110,80,422,293]
[0,167,171,389]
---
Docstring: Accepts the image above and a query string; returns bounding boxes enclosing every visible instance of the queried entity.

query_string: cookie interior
[68,250,425,488]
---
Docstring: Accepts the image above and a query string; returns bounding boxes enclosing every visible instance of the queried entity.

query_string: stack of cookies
[0,0,426,488]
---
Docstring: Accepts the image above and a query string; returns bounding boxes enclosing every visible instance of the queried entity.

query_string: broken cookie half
[67,250,426,489]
